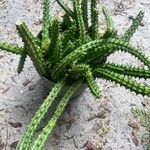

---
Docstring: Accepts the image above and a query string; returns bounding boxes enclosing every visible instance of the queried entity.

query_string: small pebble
[128,118,140,130]
[22,80,31,86]
[28,84,36,90]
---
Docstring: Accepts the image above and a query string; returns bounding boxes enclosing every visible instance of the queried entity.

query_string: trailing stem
[16,22,46,75]
[56,0,74,18]
[121,11,144,41]
[31,80,83,150]
[18,78,65,150]
[74,0,87,43]
[0,42,24,55]
[102,5,117,38]
[41,0,51,50]
[101,63,150,79]
[91,0,99,39]
[93,68,150,96]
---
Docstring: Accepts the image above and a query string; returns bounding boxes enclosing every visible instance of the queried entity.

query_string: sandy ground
[0,0,150,149]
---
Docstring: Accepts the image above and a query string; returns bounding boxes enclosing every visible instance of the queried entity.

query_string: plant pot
[40,75,87,100]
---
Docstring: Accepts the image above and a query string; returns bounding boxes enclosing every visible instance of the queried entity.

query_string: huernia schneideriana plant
[0,0,149,149]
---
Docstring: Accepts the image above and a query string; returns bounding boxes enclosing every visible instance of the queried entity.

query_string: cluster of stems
[0,0,149,149]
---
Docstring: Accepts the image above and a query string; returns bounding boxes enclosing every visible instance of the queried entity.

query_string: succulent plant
[0,0,150,149]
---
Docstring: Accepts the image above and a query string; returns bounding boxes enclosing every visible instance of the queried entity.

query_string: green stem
[49,19,60,65]
[81,0,88,30]
[102,5,117,38]
[121,11,144,41]
[18,78,65,150]
[0,42,24,55]
[16,22,46,75]
[17,52,27,74]
[101,63,150,79]
[31,80,82,150]
[93,68,150,96]
[72,64,101,98]
[74,0,87,43]
[41,0,51,50]
[51,39,103,81]
[83,39,150,68]
[56,0,75,18]
[91,0,99,39]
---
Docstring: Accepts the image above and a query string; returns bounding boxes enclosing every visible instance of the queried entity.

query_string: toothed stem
[72,64,101,98]
[74,0,87,43]
[18,78,65,150]
[101,63,150,79]
[17,52,27,74]
[31,80,82,150]
[49,19,61,65]
[121,11,144,41]
[41,0,51,50]
[62,40,75,58]
[83,39,150,68]
[0,41,24,55]
[52,39,103,81]
[91,0,99,39]
[56,0,74,18]
[102,5,117,38]
[81,0,88,30]
[16,22,46,75]
[93,68,150,96]
[53,34,63,64]
[61,25,76,48]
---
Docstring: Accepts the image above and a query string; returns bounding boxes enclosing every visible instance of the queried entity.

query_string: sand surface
[0,0,149,149]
